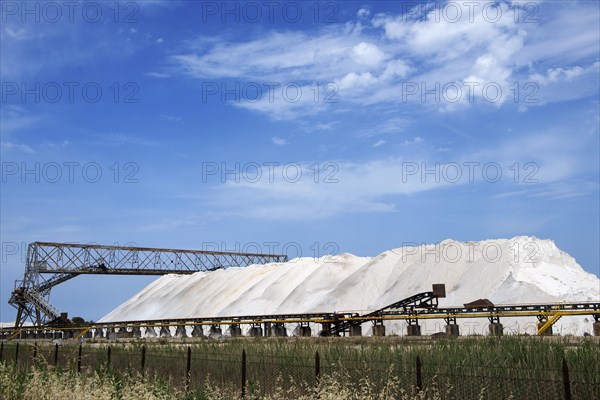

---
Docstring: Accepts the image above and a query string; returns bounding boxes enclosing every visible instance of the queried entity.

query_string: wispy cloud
[166,1,598,120]
[1,141,35,154]
[372,140,386,148]
[271,137,288,146]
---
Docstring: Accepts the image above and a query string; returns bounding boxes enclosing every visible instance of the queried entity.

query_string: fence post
[416,355,422,391]
[15,342,19,365]
[106,346,111,369]
[0,341,3,362]
[315,351,321,387]
[140,345,146,377]
[562,358,571,400]
[186,346,192,392]
[33,342,38,361]
[241,349,247,399]
[77,344,83,373]
[54,343,59,367]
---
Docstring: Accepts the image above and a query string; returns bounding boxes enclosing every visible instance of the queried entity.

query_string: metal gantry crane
[8,242,288,328]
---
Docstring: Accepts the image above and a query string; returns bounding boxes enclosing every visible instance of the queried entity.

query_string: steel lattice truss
[9,242,288,328]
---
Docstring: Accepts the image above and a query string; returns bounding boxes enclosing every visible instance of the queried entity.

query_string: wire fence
[0,341,597,399]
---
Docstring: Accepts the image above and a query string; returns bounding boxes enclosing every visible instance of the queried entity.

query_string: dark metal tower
[9,242,288,328]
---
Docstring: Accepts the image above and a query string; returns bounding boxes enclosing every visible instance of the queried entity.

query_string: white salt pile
[100,237,600,336]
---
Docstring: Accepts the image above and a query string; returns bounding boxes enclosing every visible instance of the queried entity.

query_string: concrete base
[191,325,204,337]
[229,325,242,337]
[248,327,263,337]
[319,324,332,337]
[407,325,421,336]
[349,325,362,337]
[299,326,312,337]
[593,322,600,336]
[537,322,553,336]
[273,324,287,337]
[145,327,157,338]
[159,326,171,338]
[445,324,460,337]
[372,325,386,337]
[489,323,504,336]
[209,326,222,337]
[117,330,133,339]
[175,325,187,338]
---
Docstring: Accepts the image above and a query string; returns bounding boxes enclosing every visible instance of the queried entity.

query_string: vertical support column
[349,325,362,337]
[372,320,386,337]
[407,314,421,336]
[229,324,242,337]
[209,325,222,337]
[444,316,460,337]
[132,326,142,338]
[298,323,311,337]
[319,323,332,337]
[175,325,188,338]
[159,326,171,338]
[273,323,287,337]
[248,324,262,337]
[488,315,503,336]
[191,325,204,337]
[145,326,158,338]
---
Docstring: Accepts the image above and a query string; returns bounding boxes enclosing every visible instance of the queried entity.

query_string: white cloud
[1,141,35,154]
[271,137,288,145]
[145,72,171,78]
[403,137,424,145]
[160,114,182,122]
[200,129,597,220]
[357,8,371,19]
[359,117,411,138]
[4,28,32,41]
[156,38,164,44]
[372,139,386,148]
[167,0,599,119]
[351,42,385,67]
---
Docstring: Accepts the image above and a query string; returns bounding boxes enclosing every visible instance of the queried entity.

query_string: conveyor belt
[2,298,598,339]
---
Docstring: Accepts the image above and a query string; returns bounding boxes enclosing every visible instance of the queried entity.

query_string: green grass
[1,336,598,399]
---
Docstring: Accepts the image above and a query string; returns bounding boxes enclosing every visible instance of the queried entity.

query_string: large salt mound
[100,237,600,336]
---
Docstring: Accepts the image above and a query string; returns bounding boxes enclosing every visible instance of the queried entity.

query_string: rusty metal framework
[8,242,288,328]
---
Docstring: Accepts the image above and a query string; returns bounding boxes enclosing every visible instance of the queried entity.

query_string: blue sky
[1,0,599,322]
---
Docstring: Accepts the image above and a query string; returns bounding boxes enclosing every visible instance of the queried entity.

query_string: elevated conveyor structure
[8,242,288,328]
[2,284,599,340]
